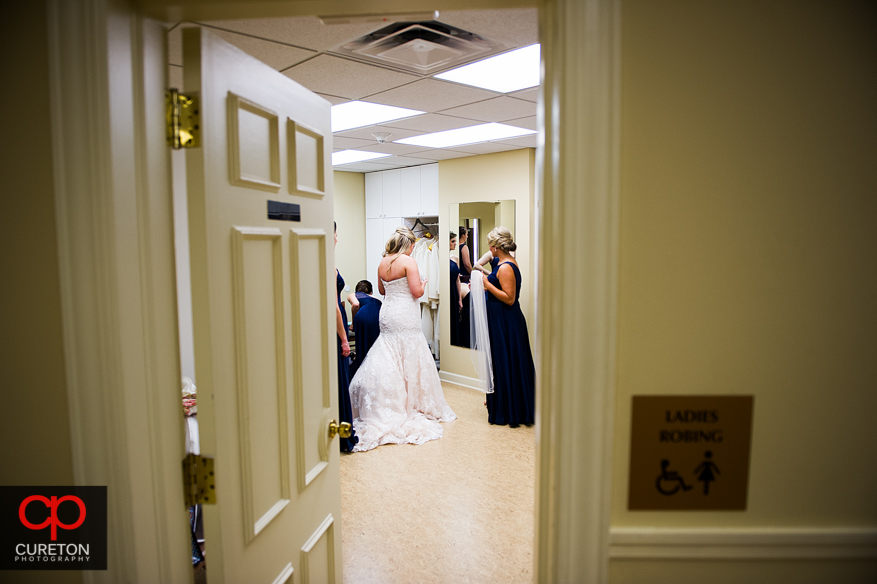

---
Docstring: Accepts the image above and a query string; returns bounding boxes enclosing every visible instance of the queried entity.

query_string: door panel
[289,229,331,489]
[231,227,291,544]
[289,119,326,197]
[301,515,336,584]
[183,26,342,584]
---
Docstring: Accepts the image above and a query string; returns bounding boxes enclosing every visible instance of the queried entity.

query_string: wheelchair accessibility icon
[655,459,693,496]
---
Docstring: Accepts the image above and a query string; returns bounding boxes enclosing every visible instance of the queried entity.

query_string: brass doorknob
[328,419,352,440]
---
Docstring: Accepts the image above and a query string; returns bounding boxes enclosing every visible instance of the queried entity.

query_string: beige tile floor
[340,382,535,584]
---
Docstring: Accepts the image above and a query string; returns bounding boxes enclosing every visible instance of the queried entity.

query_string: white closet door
[399,166,421,217]
[420,163,439,216]
[365,172,383,219]
[366,217,384,290]
[381,169,402,218]
[382,216,402,247]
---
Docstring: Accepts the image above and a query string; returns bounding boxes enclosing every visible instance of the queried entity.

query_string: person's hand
[459,300,463,310]
[421,278,428,285]
[341,341,350,357]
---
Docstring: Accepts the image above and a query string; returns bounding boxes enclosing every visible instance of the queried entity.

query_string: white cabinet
[381,169,402,218]
[399,167,422,217]
[420,164,439,216]
[363,164,439,297]
[365,164,438,219]
[365,172,383,219]
[365,215,402,297]
[365,217,383,289]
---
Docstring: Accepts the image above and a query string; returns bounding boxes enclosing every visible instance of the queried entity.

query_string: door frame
[47,0,620,581]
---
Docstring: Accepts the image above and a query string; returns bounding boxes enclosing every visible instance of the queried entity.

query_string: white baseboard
[609,527,877,560]
[438,371,483,392]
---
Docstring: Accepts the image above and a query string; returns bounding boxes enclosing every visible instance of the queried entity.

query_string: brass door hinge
[166,89,200,149]
[183,453,216,506]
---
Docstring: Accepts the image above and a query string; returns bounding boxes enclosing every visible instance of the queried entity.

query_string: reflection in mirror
[448,200,516,348]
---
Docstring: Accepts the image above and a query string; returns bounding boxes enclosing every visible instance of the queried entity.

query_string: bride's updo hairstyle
[383,226,416,276]
[487,226,517,253]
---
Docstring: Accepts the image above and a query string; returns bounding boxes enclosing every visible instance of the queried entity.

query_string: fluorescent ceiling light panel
[434,44,540,93]
[332,150,392,166]
[331,101,424,133]
[394,123,536,149]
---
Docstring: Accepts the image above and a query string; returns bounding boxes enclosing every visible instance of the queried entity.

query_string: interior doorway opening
[168,7,541,583]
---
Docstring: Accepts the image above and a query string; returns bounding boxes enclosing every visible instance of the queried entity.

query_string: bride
[349,226,456,452]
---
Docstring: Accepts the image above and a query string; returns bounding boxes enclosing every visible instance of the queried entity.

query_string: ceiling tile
[167,25,184,66]
[283,55,419,100]
[204,26,316,70]
[369,155,436,167]
[200,17,383,52]
[331,136,374,150]
[334,162,398,172]
[381,114,481,133]
[168,24,315,71]
[168,65,183,90]
[349,142,433,156]
[509,87,539,103]
[406,149,473,161]
[494,134,539,148]
[450,142,524,155]
[439,96,536,122]
[335,124,422,141]
[365,79,498,112]
[316,93,349,105]
[504,115,537,131]
[438,9,539,48]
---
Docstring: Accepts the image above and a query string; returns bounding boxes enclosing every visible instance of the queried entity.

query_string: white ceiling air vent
[331,21,509,74]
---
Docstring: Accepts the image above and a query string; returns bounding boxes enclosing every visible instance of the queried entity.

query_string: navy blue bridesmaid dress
[485,261,535,427]
[449,260,470,347]
[336,270,358,452]
[351,291,381,375]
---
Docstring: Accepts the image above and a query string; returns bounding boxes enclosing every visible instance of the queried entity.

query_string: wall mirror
[448,200,516,348]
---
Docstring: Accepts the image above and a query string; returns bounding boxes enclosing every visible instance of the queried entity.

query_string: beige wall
[333,171,367,320]
[459,201,498,259]
[612,0,876,579]
[439,149,536,381]
[0,4,80,583]
[0,3,77,487]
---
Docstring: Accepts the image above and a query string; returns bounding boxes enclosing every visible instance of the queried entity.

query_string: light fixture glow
[332,150,392,166]
[331,101,424,133]
[394,123,536,149]
[434,44,540,93]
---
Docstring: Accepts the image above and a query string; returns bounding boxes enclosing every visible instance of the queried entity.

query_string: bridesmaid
[457,226,473,284]
[482,227,535,427]
[448,231,470,347]
[334,222,358,452]
[347,280,382,375]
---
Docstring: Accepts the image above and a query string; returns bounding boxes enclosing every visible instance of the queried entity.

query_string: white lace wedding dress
[349,277,456,452]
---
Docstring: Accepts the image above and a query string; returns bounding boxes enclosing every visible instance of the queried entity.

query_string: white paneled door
[183,27,342,584]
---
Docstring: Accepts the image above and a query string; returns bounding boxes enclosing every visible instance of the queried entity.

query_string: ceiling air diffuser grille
[331,21,509,74]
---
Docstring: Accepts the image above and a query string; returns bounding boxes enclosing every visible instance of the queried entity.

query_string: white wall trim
[47,1,189,581]
[48,1,136,580]
[439,371,483,392]
[535,0,621,582]
[609,527,877,560]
